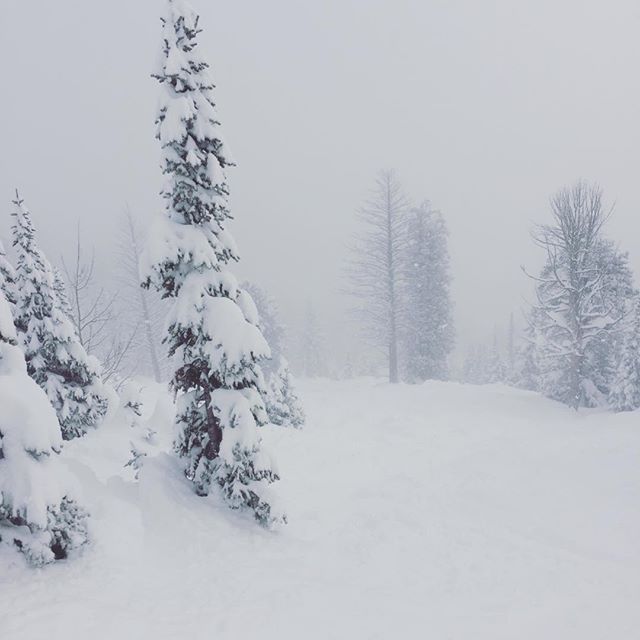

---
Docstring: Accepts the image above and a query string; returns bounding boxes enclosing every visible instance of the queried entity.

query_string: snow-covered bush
[11,193,108,439]
[0,291,89,566]
[142,0,284,526]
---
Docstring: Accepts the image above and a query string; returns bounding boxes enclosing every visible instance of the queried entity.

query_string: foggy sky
[2,0,639,366]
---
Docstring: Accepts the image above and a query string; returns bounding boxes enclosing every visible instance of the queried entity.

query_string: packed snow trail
[1,379,639,639]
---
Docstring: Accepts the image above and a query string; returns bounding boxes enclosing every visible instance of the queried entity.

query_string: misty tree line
[0,95,634,440]
[462,180,640,412]
[345,172,640,414]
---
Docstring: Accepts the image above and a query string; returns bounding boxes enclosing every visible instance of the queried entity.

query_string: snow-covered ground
[2,378,639,639]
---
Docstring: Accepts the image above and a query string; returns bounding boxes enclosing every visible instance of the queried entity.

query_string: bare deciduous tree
[61,228,137,384]
[63,228,116,354]
[347,170,408,383]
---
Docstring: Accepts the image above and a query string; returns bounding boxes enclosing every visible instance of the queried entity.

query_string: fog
[2,0,639,368]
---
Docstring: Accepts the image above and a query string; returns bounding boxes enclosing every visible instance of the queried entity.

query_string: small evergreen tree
[243,283,306,425]
[462,344,490,384]
[242,282,286,378]
[119,381,158,479]
[142,0,284,526]
[0,289,89,566]
[486,334,506,383]
[11,193,108,440]
[0,238,16,304]
[299,303,327,377]
[514,312,542,391]
[588,239,636,398]
[341,352,355,379]
[608,299,640,411]
[506,313,517,384]
[266,357,305,428]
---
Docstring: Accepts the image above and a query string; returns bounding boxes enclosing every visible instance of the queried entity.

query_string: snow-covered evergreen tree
[608,298,640,411]
[514,311,542,391]
[463,339,506,385]
[243,283,306,425]
[0,289,89,566]
[266,357,305,428]
[506,313,517,383]
[11,193,108,440]
[299,302,327,378]
[588,239,636,398]
[462,344,490,385]
[142,0,284,526]
[401,201,454,382]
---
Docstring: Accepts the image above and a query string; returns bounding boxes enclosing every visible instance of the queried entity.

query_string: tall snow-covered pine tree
[142,0,284,526]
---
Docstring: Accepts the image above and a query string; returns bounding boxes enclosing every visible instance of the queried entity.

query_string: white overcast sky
[1,0,639,362]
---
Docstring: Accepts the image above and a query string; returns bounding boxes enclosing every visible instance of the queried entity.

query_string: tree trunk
[203,384,222,459]
[139,287,162,383]
[389,338,399,383]
[386,175,399,383]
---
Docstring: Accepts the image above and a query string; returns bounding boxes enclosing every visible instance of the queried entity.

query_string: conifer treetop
[142,0,237,298]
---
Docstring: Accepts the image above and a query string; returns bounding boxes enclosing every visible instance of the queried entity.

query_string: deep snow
[1,378,639,639]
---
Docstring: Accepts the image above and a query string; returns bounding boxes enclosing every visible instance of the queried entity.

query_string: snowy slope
[1,379,639,639]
